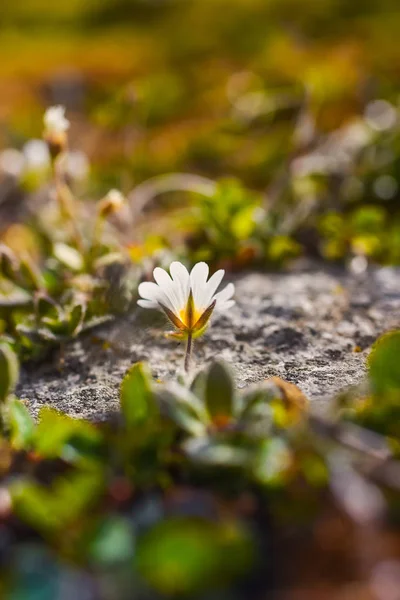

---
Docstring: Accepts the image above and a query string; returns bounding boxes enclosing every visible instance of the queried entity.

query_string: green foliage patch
[0,333,398,598]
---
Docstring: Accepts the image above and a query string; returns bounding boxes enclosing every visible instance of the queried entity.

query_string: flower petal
[137,299,159,309]
[170,261,190,308]
[153,267,180,313]
[201,269,225,308]
[138,281,174,312]
[215,299,235,312]
[213,282,235,306]
[190,262,209,309]
[138,281,160,301]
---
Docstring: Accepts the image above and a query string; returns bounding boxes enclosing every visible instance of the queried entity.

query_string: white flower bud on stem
[43,106,70,158]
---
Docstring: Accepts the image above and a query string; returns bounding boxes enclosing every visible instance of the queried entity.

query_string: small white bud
[43,105,70,136]
[99,189,126,217]
[107,189,125,206]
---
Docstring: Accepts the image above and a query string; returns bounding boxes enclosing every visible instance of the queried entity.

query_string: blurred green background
[1,0,400,265]
[0,0,399,180]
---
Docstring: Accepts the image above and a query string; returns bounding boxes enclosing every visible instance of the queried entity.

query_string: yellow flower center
[179,306,202,328]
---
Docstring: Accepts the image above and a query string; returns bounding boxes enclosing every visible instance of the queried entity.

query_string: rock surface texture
[18,263,400,421]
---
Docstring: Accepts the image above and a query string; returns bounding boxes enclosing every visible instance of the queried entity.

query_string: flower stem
[53,155,85,254]
[88,212,105,268]
[184,332,193,372]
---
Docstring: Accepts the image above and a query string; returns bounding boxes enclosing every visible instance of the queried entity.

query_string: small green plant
[0,331,397,598]
[319,206,400,264]
[337,330,400,444]
[0,342,19,430]
[0,341,33,445]
[154,360,308,469]
[181,178,300,269]
[0,108,138,358]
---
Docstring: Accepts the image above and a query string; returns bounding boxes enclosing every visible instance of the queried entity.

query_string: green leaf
[160,383,207,421]
[41,317,71,336]
[120,362,158,427]
[169,405,206,437]
[351,206,386,234]
[253,437,292,486]
[11,468,105,535]
[368,330,400,398]
[0,342,19,402]
[11,483,61,533]
[88,516,135,566]
[0,243,19,277]
[137,518,219,596]
[184,437,250,466]
[19,256,45,289]
[53,242,84,271]
[237,382,280,437]
[190,370,206,400]
[240,381,281,419]
[155,384,208,436]
[68,303,85,335]
[36,295,60,320]
[0,279,31,307]
[205,360,235,421]
[9,398,35,449]
[268,235,301,264]
[137,517,253,596]
[231,205,257,239]
[35,407,102,460]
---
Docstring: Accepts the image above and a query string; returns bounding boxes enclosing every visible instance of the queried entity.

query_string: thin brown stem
[88,212,105,268]
[53,155,85,254]
[184,332,193,373]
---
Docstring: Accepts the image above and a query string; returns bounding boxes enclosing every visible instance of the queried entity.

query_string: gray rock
[18,263,400,421]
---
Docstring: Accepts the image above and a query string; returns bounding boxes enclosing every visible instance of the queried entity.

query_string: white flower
[0,148,25,178]
[43,105,70,136]
[23,140,50,171]
[138,261,234,337]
